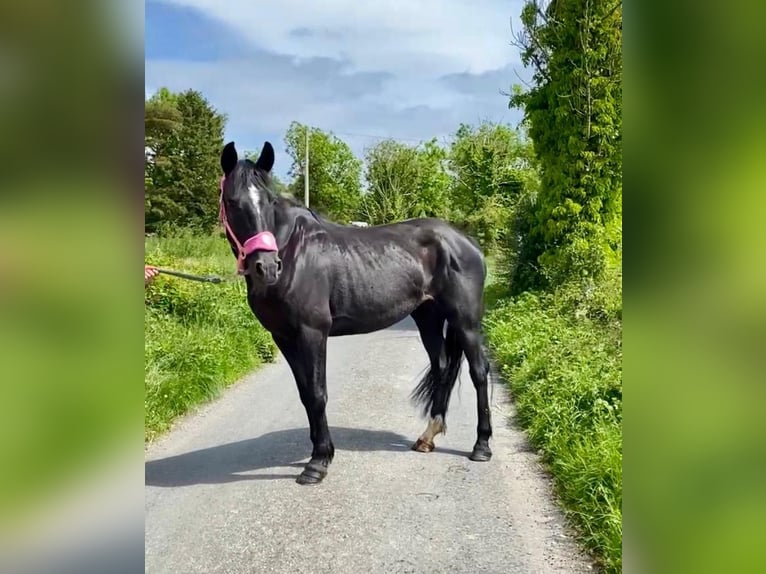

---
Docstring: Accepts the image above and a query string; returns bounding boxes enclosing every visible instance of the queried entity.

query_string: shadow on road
[146,426,471,486]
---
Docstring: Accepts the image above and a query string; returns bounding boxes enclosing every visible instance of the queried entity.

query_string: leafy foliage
[448,122,539,251]
[360,138,450,225]
[509,0,622,291]
[145,90,182,137]
[284,122,363,223]
[145,88,227,233]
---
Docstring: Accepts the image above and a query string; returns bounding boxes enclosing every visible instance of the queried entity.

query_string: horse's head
[219,141,283,286]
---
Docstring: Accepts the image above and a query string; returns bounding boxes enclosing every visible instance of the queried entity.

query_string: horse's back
[362,217,483,259]
[397,217,486,278]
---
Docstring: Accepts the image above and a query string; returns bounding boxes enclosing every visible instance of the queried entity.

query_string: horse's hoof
[411,438,435,453]
[296,467,326,485]
[469,447,492,462]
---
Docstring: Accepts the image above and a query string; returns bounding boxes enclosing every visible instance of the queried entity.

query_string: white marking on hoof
[417,415,446,446]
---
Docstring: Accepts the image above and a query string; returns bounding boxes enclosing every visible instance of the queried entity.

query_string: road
[145,317,594,574]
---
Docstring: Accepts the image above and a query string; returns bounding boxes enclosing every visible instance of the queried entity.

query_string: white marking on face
[247,183,262,218]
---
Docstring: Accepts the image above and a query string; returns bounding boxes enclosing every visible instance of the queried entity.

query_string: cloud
[440,64,530,96]
[152,0,524,76]
[145,0,529,178]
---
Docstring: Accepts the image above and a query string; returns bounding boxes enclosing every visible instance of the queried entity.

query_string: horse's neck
[275,204,322,247]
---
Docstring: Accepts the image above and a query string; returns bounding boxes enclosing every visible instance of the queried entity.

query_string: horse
[219,140,493,485]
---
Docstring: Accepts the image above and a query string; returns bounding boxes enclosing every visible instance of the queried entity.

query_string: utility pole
[304,127,310,208]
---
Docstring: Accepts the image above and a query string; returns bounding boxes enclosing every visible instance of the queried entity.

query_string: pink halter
[219,175,279,274]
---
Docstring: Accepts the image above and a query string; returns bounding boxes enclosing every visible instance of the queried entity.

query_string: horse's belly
[329,277,425,336]
[330,306,415,336]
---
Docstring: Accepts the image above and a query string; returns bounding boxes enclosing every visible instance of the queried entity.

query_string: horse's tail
[410,323,463,417]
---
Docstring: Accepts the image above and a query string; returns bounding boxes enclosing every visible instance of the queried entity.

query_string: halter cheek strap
[218,175,279,274]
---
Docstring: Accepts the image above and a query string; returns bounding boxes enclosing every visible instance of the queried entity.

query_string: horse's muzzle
[248,251,282,285]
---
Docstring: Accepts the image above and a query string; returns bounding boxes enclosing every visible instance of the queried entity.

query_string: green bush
[144,230,276,440]
[484,270,622,572]
[461,194,515,253]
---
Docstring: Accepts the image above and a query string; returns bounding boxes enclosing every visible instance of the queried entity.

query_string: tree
[144,93,183,229]
[144,88,226,233]
[509,0,622,291]
[415,139,452,219]
[447,122,539,251]
[284,122,362,223]
[361,138,450,225]
[145,100,182,141]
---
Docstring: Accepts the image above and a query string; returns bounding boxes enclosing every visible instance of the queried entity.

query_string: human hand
[145,265,160,285]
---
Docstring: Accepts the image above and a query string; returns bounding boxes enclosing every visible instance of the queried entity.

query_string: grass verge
[483,268,622,573]
[144,229,276,441]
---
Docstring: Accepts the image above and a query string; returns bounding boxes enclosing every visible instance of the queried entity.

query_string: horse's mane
[274,191,327,225]
[242,160,328,227]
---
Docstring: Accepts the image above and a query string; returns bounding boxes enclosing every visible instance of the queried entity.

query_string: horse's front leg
[275,327,334,485]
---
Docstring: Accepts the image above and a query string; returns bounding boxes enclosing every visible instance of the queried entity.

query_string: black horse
[219,141,493,484]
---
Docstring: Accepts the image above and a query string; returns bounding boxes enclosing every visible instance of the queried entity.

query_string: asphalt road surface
[145,317,594,574]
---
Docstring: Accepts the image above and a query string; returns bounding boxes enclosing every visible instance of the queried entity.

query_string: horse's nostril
[276,259,283,273]
[254,261,265,276]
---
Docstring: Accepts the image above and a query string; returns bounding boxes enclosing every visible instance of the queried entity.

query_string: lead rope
[144,177,237,285]
[154,268,233,284]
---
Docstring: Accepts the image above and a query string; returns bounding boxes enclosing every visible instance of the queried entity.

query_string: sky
[145,0,530,181]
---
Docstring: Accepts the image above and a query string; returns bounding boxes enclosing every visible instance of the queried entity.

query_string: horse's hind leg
[410,302,458,453]
[454,320,493,461]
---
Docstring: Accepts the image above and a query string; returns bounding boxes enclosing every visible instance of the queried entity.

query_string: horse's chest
[247,297,288,334]
[247,291,328,336]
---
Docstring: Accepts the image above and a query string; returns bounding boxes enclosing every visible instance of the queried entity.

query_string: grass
[483,267,622,573]
[144,228,277,441]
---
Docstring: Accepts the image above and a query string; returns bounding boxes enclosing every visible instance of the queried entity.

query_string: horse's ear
[221,141,238,176]
[255,141,275,173]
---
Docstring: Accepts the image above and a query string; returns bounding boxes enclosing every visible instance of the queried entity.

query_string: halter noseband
[218,175,279,274]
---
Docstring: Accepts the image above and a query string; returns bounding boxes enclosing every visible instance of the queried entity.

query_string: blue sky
[145,0,528,180]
